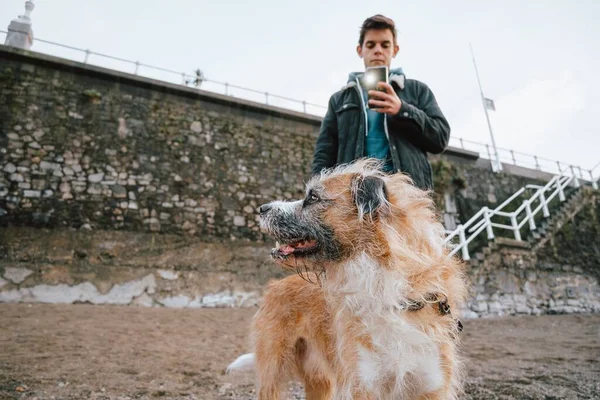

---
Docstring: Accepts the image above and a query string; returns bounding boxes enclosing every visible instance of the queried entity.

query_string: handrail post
[524,200,536,231]
[225,82,229,95]
[265,92,269,105]
[457,225,469,261]
[570,165,580,188]
[134,61,140,75]
[591,170,598,190]
[534,155,541,170]
[539,191,550,217]
[511,150,516,165]
[302,101,307,113]
[558,176,566,201]
[511,214,522,241]
[84,49,90,63]
[483,207,494,240]
[460,138,464,149]
[181,73,186,85]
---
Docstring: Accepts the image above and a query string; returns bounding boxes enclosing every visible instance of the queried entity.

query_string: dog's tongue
[279,244,296,256]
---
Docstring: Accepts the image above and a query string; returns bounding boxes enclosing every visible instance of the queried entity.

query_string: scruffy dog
[227,159,467,400]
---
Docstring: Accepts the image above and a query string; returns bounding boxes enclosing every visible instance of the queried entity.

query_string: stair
[469,186,593,268]
[529,187,592,252]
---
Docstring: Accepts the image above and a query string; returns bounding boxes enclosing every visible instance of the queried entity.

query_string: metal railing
[1,30,598,183]
[449,136,598,188]
[444,171,575,260]
[0,30,326,116]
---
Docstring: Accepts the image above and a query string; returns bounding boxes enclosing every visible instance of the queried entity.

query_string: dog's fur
[227,159,467,400]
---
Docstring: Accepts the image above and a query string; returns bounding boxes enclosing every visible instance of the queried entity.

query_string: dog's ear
[352,175,389,218]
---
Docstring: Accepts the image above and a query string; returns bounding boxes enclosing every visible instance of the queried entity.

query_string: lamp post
[470,43,502,173]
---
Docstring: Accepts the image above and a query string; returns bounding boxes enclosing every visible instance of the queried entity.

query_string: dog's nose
[259,204,272,215]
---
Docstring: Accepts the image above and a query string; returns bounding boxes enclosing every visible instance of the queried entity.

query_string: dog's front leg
[257,386,283,400]
[332,379,376,400]
[304,379,333,400]
[351,391,376,400]
[417,390,445,400]
[337,387,375,400]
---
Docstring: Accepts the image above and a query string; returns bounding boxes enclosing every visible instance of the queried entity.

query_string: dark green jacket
[311,71,450,190]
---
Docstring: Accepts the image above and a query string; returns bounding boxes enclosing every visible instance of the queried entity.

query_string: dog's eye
[304,193,319,206]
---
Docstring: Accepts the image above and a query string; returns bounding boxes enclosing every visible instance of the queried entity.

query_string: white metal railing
[1,31,598,184]
[0,30,326,116]
[444,171,576,260]
[449,136,598,188]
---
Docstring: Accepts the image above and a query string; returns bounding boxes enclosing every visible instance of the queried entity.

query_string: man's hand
[368,82,402,115]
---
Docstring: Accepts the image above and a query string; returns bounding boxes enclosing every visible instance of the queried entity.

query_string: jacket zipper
[385,115,398,172]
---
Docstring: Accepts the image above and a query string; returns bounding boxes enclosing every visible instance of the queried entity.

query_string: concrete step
[495,237,531,249]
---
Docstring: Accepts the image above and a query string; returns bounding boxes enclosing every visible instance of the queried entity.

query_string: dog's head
[259,159,442,274]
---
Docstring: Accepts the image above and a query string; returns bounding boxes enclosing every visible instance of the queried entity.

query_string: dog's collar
[403,293,449,313]
[402,293,464,334]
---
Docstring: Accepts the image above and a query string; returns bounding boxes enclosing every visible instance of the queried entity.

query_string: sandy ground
[0,304,598,400]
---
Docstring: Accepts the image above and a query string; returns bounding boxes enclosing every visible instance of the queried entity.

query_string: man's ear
[352,175,389,219]
[357,44,363,58]
[393,44,400,58]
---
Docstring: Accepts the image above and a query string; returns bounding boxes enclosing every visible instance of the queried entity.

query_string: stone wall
[465,240,600,318]
[0,227,278,308]
[0,46,320,241]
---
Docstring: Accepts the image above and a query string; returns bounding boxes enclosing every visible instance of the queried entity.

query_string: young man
[311,15,450,190]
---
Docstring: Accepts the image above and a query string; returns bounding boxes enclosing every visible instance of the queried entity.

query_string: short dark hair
[358,14,397,46]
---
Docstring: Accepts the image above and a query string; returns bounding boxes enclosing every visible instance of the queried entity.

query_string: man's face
[356,29,399,68]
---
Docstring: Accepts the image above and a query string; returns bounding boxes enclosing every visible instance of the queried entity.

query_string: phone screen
[362,66,388,109]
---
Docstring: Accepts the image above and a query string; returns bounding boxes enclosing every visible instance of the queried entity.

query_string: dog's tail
[224,353,256,374]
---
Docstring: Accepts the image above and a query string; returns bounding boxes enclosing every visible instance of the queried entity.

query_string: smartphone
[362,66,389,109]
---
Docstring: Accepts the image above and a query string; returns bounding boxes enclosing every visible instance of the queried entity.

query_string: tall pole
[470,43,502,172]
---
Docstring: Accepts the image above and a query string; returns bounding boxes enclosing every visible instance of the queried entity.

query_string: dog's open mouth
[271,239,319,259]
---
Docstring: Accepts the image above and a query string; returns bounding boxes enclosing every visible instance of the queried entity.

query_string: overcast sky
[2,0,599,177]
